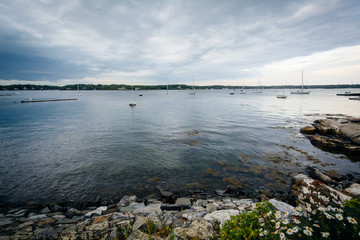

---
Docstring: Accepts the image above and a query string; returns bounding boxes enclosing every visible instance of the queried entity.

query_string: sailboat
[189,81,196,95]
[166,84,169,94]
[254,79,263,93]
[77,85,81,96]
[129,81,136,107]
[277,89,287,99]
[291,70,310,94]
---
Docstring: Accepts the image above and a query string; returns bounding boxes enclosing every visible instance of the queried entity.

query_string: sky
[0,0,360,86]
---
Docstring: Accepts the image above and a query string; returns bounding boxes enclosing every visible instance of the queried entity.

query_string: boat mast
[301,69,304,92]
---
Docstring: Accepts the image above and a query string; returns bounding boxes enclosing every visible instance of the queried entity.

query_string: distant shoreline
[1,83,360,91]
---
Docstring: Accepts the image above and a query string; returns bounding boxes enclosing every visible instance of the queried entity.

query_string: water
[0,89,359,206]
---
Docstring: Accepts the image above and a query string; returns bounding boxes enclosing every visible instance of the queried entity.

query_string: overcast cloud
[0,0,360,86]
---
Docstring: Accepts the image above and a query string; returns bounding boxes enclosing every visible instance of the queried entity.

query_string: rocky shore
[1,166,359,240]
[300,117,360,161]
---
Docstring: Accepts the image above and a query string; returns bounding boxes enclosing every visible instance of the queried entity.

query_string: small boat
[139,93,143,96]
[129,81,136,107]
[254,79,263,93]
[230,89,235,95]
[349,97,360,101]
[291,70,310,94]
[77,85,81,96]
[337,91,360,96]
[277,89,287,99]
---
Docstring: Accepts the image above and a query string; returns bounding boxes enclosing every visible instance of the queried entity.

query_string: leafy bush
[220,200,359,240]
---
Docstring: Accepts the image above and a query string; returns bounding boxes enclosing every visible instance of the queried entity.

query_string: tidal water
[0,89,360,206]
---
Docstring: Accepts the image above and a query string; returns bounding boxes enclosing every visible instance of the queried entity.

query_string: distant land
[1,83,360,91]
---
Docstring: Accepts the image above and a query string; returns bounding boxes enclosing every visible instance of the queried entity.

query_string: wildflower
[293,219,301,224]
[335,213,343,221]
[284,211,289,217]
[275,211,281,219]
[304,226,313,232]
[292,227,299,233]
[276,221,280,229]
[321,232,330,238]
[291,207,296,211]
[306,206,312,212]
[295,211,301,216]
[313,223,320,228]
[286,228,293,235]
[318,207,326,212]
[347,217,358,224]
[303,229,313,236]
[271,219,275,223]
[337,208,343,213]
[259,232,263,237]
[325,213,333,219]
[280,232,285,240]
[263,230,268,235]
[282,219,289,225]
[312,210,317,215]
[296,206,302,212]
[259,218,264,223]
[267,211,272,216]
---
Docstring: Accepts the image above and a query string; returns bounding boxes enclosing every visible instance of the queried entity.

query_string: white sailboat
[277,89,287,99]
[254,79,263,93]
[189,81,196,95]
[291,70,310,94]
[129,80,136,107]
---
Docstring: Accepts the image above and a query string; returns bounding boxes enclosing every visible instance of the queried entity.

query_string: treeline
[1,83,360,91]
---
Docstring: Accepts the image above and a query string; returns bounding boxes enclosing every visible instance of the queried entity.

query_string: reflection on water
[0,89,359,206]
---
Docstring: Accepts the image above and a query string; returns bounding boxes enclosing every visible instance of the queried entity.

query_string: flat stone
[132,216,147,230]
[92,215,110,224]
[28,214,47,220]
[85,206,107,218]
[18,221,34,229]
[161,204,190,211]
[52,214,66,220]
[175,197,191,206]
[218,202,237,210]
[40,207,51,214]
[203,209,239,226]
[9,209,27,218]
[111,212,134,221]
[36,218,56,227]
[193,199,207,207]
[300,126,316,134]
[121,202,145,213]
[56,217,78,224]
[325,170,344,181]
[132,203,161,216]
[344,183,360,196]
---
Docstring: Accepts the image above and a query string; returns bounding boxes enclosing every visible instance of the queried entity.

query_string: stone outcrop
[300,117,360,160]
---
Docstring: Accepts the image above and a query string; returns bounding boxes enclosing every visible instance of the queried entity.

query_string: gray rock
[117,195,137,208]
[0,218,13,227]
[132,216,147,230]
[206,203,217,213]
[307,166,337,185]
[7,209,27,218]
[215,189,226,196]
[85,206,107,218]
[52,214,66,220]
[56,217,78,224]
[28,214,48,220]
[40,207,51,214]
[132,203,161,216]
[173,219,214,239]
[193,199,207,207]
[203,209,239,226]
[111,212,134,221]
[175,197,191,206]
[269,199,296,215]
[66,207,81,218]
[121,202,145,213]
[218,202,237,210]
[18,221,34,229]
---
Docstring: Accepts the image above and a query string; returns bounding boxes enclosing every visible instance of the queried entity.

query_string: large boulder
[203,209,239,226]
[173,219,214,239]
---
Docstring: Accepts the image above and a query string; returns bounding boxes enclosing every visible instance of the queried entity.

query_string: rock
[0,218,13,227]
[117,195,137,208]
[52,214,66,221]
[206,203,217,213]
[121,202,145,213]
[161,204,190,211]
[8,209,27,218]
[85,206,107,218]
[132,216,147,230]
[193,199,207,208]
[40,207,51,214]
[307,166,337,185]
[324,170,344,181]
[218,202,237,210]
[300,126,316,134]
[33,227,58,239]
[173,219,213,239]
[203,209,239,226]
[111,212,134,221]
[28,214,48,220]
[92,215,110,224]
[269,199,296,215]
[86,220,110,231]
[293,173,311,181]
[215,189,227,196]
[127,229,151,240]
[36,218,56,227]
[344,183,360,196]
[66,208,81,218]
[155,186,175,203]
[18,221,34,229]
[56,217,78,224]
[132,203,161,216]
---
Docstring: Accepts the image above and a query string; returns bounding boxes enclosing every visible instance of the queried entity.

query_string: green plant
[117,220,134,240]
[220,200,360,240]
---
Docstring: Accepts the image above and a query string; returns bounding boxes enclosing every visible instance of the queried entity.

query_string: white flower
[292,227,299,233]
[321,232,330,238]
[303,229,313,236]
[259,218,264,223]
[335,213,343,221]
[282,219,289,225]
[271,219,275,223]
[306,207,312,212]
[304,226,313,232]
[295,211,302,216]
[347,217,358,224]
[275,221,280,229]
[337,208,343,213]
[259,232,263,237]
[267,211,272,216]
[291,207,296,211]
[275,212,281,219]
[312,210,317,215]
[263,230,268,235]
[286,228,293,235]
[325,213,333,219]
[293,219,301,224]
[313,223,320,228]
[280,232,285,240]
[296,206,302,212]
[284,211,289,217]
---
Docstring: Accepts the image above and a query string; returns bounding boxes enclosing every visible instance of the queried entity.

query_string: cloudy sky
[0,0,360,86]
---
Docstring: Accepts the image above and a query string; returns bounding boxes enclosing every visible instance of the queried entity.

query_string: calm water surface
[0,89,360,206]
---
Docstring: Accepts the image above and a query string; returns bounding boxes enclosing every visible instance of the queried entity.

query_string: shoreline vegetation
[1,83,360,91]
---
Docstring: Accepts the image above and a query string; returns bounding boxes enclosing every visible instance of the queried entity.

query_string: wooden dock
[21,98,77,103]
